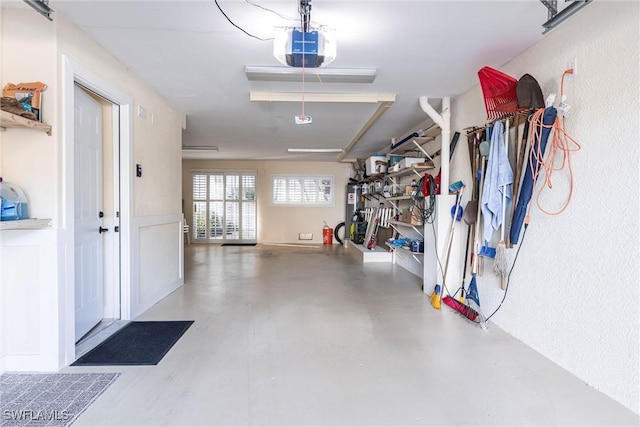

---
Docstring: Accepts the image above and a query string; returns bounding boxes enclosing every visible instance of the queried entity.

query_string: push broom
[442,229,480,323]
[442,162,482,320]
[429,182,464,309]
[443,158,487,324]
[443,209,487,328]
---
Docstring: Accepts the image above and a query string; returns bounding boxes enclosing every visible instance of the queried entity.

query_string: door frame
[62,56,133,365]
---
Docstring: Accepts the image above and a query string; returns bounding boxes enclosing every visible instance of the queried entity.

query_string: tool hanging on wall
[443,181,485,326]
[508,112,532,247]
[451,225,473,303]
[478,66,519,120]
[510,107,557,245]
[493,117,510,289]
[475,136,495,261]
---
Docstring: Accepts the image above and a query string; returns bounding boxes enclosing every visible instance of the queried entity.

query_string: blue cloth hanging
[481,120,513,242]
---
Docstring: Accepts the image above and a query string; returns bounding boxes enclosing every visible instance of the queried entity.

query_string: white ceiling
[49,0,552,161]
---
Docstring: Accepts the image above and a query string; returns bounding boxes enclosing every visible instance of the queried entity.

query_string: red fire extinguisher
[322,221,333,245]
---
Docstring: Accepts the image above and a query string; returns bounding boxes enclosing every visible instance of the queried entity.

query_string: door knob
[99,227,109,233]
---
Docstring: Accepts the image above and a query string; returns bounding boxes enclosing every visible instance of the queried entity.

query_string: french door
[192,171,257,243]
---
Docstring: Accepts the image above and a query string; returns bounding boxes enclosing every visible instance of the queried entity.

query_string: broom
[442,294,479,321]
[429,183,464,309]
[443,216,482,323]
[442,226,479,321]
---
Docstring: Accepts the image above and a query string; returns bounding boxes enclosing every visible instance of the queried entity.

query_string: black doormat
[222,243,257,246]
[72,320,194,366]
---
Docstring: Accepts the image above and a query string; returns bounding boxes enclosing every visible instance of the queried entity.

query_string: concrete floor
[69,244,638,426]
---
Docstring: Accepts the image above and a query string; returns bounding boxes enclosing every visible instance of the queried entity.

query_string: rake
[478,66,519,121]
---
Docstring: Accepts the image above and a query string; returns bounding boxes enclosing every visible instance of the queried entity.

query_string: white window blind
[192,171,257,242]
[271,175,334,206]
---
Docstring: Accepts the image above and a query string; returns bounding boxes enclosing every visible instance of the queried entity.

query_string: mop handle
[500,118,509,241]
[472,157,486,276]
[442,186,464,283]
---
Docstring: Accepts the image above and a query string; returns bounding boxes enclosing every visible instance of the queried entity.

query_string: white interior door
[74,85,104,341]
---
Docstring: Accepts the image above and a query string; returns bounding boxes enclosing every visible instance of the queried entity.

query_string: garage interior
[0,0,638,425]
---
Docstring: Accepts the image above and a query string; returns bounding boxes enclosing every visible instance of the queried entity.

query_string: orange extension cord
[526,69,582,220]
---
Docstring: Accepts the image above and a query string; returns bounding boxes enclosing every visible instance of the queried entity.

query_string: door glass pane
[243,175,256,201]
[226,175,239,201]
[242,201,256,240]
[209,175,224,200]
[193,174,207,200]
[226,202,240,239]
[209,201,224,239]
[194,172,257,242]
[193,202,206,239]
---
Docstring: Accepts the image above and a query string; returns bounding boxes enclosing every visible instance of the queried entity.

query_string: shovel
[462,132,483,227]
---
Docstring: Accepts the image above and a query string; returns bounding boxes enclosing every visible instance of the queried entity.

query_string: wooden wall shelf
[0,218,52,230]
[0,110,52,136]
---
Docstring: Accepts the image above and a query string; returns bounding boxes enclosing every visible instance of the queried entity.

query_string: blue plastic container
[0,177,30,221]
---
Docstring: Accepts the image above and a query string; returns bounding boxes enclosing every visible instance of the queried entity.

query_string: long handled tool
[508,113,532,247]
[474,154,489,276]
[456,226,473,302]
[510,107,558,245]
[458,184,488,329]
[442,188,480,321]
[367,212,381,250]
[494,118,510,289]
[430,183,464,309]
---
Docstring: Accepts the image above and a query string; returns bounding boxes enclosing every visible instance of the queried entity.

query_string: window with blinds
[192,171,257,242]
[272,175,334,206]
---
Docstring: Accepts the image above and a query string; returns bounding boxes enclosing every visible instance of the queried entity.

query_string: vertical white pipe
[419,96,453,295]
[418,96,451,192]
[440,97,451,192]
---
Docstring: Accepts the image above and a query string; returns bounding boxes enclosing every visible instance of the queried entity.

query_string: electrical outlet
[137,105,147,118]
[298,233,313,240]
[567,57,578,75]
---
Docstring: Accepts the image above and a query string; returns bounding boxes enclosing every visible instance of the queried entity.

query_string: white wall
[1,8,64,373]
[0,8,185,371]
[182,160,350,244]
[449,2,639,413]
